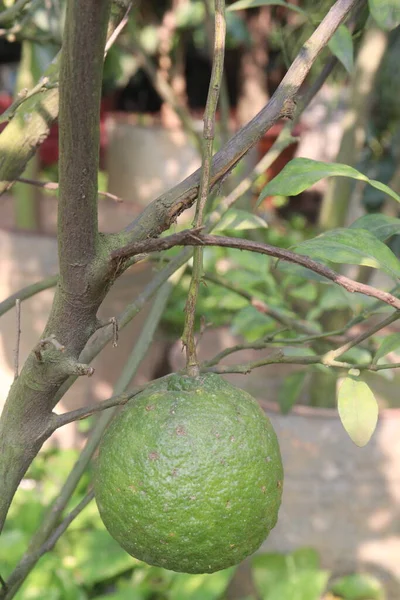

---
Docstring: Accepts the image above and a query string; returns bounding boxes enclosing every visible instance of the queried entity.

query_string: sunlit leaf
[257,158,400,205]
[337,377,379,447]
[292,228,400,280]
[328,25,353,72]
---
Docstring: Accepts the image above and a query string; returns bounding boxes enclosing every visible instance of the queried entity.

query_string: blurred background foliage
[0,449,385,600]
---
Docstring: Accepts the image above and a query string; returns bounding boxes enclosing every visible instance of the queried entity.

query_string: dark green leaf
[374,332,400,363]
[257,158,400,205]
[338,377,379,447]
[350,214,400,241]
[228,0,306,16]
[328,25,353,72]
[368,0,400,30]
[292,228,400,280]
[278,372,306,414]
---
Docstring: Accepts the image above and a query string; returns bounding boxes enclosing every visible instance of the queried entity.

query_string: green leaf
[252,553,288,594]
[168,569,236,600]
[292,228,400,280]
[368,0,400,30]
[330,573,384,600]
[374,332,400,364]
[350,214,400,241]
[291,547,320,570]
[67,529,137,585]
[257,158,400,206]
[337,377,379,447]
[231,306,276,342]
[252,552,328,600]
[228,0,306,16]
[265,571,329,600]
[328,25,353,72]
[278,372,306,414]
[214,209,268,233]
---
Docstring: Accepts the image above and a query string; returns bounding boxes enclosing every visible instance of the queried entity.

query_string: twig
[112,230,400,312]
[3,491,95,597]
[0,79,59,125]
[203,0,231,146]
[0,0,30,25]
[182,0,226,377]
[203,335,289,368]
[323,310,400,364]
[204,354,400,375]
[13,300,21,381]
[33,335,65,363]
[104,2,131,53]
[0,275,58,318]
[15,177,124,202]
[0,574,6,594]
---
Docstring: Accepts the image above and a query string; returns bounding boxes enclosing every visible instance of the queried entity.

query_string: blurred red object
[0,93,111,167]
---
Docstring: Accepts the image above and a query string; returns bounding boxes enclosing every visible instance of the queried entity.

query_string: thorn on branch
[0,573,7,593]
[110,316,119,347]
[34,335,65,363]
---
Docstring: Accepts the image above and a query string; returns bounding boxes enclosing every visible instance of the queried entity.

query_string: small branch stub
[34,335,65,363]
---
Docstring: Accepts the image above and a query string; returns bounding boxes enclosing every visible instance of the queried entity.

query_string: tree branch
[0,275,58,318]
[0,0,112,535]
[112,230,400,312]
[0,2,130,195]
[3,282,175,597]
[119,0,362,244]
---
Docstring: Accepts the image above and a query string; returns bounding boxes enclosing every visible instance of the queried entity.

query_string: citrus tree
[1,0,400,597]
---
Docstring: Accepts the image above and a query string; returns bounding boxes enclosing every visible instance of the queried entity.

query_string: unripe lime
[94,373,283,574]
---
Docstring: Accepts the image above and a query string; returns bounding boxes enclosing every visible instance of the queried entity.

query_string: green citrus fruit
[94,373,283,574]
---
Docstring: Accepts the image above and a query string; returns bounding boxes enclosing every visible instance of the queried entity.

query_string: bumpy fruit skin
[94,373,283,574]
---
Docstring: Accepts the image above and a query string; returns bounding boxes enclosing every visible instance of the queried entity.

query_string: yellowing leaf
[338,377,378,447]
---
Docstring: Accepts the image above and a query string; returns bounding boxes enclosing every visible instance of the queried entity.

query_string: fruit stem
[182,0,226,376]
